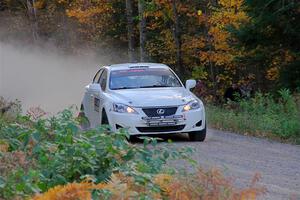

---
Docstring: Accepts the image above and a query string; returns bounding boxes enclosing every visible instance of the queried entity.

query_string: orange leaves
[219,0,244,9]
[200,51,233,67]
[32,169,264,200]
[66,5,112,24]
[33,0,46,9]
[64,0,115,45]
[266,67,280,81]
[32,173,168,200]
[196,0,249,88]
[0,140,9,153]
[160,168,264,200]
[32,182,106,200]
[266,50,295,81]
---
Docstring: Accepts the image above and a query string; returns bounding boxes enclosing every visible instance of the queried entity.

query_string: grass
[207,89,300,144]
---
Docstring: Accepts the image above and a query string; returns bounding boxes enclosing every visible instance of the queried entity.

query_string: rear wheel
[188,125,206,142]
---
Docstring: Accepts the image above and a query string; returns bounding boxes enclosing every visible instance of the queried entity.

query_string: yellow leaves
[0,140,9,153]
[154,174,172,194]
[208,9,249,29]
[57,0,68,4]
[266,50,295,81]
[266,67,280,81]
[219,0,244,9]
[284,50,294,63]
[33,0,45,9]
[197,10,202,16]
[32,170,264,200]
[200,51,233,66]
[32,181,106,200]
[66,6,111,24]
[197,0,249,87]
[31,173,173,200]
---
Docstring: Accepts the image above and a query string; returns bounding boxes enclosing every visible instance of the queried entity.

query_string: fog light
[196,120,202,127]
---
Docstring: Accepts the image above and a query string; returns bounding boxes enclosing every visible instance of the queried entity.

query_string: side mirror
[89,83,101,91]
[185,79,196,90]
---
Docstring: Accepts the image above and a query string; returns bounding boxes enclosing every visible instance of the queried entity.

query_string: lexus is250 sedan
[79,63,206,141]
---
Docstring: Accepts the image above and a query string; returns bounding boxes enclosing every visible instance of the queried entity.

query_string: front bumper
[108,106,205,135]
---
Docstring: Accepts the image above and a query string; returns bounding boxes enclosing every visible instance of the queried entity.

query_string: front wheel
[78,104,90,130]
[188,125,206,142]
[101,109,109,125]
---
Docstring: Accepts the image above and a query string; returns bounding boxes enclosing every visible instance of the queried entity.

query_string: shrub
[0,104,264,199]
[207,89,300,143]
[32,169,265,200]
[0,109,193,199]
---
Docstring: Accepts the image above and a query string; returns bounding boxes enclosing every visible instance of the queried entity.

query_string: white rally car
[79,63,206,141]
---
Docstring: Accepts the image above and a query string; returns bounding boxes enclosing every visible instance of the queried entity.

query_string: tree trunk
[171,0,184,78]
[126,0,135,62]
[26,0,39,42]
[138,0,146,62]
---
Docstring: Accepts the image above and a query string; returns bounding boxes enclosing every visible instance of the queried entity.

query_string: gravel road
[140,129,300,200]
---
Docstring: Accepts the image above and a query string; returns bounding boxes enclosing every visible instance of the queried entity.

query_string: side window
[99,70,108,91]
[93,69,103,83]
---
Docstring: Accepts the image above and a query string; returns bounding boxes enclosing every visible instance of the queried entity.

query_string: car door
[83,69,103,127]
[90,69,108,127]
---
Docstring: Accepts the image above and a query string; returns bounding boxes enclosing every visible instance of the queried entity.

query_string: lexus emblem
[157,109,165,115]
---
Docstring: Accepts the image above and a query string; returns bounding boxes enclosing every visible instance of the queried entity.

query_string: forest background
[1,0,299,100]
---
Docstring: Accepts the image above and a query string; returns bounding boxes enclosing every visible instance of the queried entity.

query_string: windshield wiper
[139,85,170,88]
[112,86,138,90]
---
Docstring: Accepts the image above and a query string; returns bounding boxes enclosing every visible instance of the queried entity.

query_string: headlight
[113,103,138,114]
[182,100,201,112]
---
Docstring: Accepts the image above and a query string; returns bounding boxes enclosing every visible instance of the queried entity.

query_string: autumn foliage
[1,0,299,95]
[32,170,264,200]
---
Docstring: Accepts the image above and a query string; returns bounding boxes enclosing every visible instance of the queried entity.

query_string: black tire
[188,125,206,142]
[101,109,109,125]
[78,104,90,130]
[101,110,112,132]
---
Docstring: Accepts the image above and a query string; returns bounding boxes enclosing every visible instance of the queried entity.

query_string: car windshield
[109,68,182,90]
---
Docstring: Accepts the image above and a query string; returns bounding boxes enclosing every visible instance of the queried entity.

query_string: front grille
[142,107,177,117]
[136,125,185,133]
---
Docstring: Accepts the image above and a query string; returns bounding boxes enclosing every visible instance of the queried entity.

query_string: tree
[171,0,184,77]
[232,0,300,90]
[196,0,249,97]
[138,0,146,62]
[27,0,39,41]
[126,0,135,62]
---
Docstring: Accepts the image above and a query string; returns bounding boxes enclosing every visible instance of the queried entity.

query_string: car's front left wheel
[101,109,109,125]
[188,125,206,142]
[78,104,90,130]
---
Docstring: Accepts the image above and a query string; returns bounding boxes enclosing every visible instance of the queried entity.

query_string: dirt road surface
[146,129,300,200]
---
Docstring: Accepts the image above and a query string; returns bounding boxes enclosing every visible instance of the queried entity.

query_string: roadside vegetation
[207,89,300,144]
[1,0,299,143]
[0,98,265,200]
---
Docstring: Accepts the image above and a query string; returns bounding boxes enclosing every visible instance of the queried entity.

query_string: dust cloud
[0,42,114,114]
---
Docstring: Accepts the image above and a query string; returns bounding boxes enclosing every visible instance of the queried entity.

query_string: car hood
[109,87,195,107]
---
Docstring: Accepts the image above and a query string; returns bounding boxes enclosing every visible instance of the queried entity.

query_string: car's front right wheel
[188,125,206,142]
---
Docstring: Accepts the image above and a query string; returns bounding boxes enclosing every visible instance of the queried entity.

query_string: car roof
[106,63,170,71]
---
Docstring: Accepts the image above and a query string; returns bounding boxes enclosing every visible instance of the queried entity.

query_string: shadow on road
[129,133,191,143]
